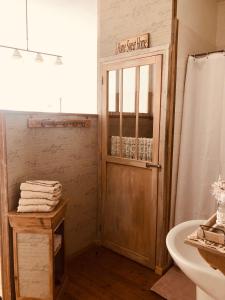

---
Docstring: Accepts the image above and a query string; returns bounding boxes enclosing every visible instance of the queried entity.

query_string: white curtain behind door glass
[175,53,225,224]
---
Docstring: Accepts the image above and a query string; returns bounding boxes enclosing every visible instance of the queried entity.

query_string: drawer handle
[146,162,161,169]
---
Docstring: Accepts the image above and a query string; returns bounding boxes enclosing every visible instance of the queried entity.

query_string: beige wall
[177,0,217,47]
[0,0,97,114]
[171,0,218,224]
[99,0,173,57]
[5,112,98,257]
[216,0,225,49]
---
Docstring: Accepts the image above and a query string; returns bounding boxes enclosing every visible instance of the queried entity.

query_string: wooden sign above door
[116,33,150,54]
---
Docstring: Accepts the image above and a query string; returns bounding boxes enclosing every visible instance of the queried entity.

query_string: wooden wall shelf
[27,118,91,128]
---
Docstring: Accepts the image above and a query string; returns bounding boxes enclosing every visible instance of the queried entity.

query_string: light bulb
[35,53,44,63]
[12,49,22,59]
[55,56,63,65]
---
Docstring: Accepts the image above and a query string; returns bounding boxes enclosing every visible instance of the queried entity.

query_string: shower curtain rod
[190,49,225,58]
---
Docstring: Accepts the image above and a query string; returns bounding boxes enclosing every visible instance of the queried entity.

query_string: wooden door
[101,55,162,269]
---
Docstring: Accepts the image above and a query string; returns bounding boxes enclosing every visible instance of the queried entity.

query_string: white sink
[166,220,225,300]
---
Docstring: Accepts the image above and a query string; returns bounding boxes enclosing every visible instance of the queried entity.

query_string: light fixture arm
[26,0,29,51]
[0,44,62,58]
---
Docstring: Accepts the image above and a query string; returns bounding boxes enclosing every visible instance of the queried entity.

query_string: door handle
[146,162,161,169]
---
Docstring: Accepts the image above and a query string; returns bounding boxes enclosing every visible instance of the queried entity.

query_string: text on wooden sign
[116,33,150,54]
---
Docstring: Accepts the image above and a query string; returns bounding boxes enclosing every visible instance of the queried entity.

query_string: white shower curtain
[175,53,225,224]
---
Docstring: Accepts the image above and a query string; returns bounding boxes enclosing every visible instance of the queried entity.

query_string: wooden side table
[8,201,67,300]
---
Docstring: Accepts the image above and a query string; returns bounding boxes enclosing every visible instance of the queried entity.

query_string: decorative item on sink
[212,175,225,227]
[183,177,225,277]
[185,213,225,276]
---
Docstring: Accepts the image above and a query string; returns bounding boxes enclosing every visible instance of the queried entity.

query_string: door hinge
[101,76,104,85]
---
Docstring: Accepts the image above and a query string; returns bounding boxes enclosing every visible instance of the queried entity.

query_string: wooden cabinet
[8,201,67,300]
[100,53,163,269]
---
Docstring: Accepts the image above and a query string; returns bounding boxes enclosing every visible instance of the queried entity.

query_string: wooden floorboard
[60,246,164,300]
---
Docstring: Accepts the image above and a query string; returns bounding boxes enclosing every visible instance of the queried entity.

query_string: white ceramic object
[166,220,225,300]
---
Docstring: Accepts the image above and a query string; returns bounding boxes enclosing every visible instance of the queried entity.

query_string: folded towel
[20,182,62,193]
[17,204,55,213]
[19,198,59,207]
[21,190,61,201]
[26,180,60,187]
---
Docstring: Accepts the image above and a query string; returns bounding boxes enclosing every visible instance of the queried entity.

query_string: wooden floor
[60,246,164,300]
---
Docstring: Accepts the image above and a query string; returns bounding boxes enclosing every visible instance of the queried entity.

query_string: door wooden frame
[99,45,172,273]
[0,113,12,300]
[101,54,163,268]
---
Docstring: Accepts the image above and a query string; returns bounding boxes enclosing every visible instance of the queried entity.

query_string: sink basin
[166,220,225,300]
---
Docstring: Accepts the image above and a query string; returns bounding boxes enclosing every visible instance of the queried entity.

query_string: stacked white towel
[17,180,62,213]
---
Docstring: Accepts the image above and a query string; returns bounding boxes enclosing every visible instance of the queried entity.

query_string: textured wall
[17,233,50,298]
[216,1,225,49]
[171,0,218,224]
[5,112,98,257]
[99,0,173,57]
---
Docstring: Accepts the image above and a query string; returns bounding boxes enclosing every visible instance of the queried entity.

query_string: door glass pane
[122,67,136,159]
[108,70,120,156]
[108,70,117,112]
[139,65,149,113]
[138,64,155,161]
[107,63,157,161]
[123,67,136,113]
